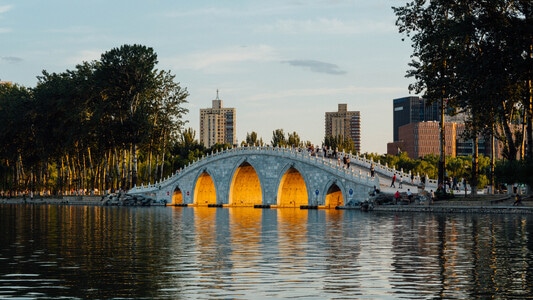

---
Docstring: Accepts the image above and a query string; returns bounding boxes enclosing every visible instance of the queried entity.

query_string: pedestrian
[370,164,375,177]
[394,190,400,204]
[346,156,350,168]
[399,176,403,189]
[411,173,414,184]
[407,188,413,203]
[390,174,396,188]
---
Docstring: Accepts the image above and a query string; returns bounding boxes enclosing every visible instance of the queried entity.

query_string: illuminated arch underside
[194,172,216,206]
[230,162,262,206]
[277,167,308,208]
[325,184,343,208]
[172,188,183,205]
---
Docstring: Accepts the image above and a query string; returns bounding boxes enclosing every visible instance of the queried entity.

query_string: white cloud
[259,18,394,35]
[247,85,407,102]
[169,45,279,71]
[0,4,12,14]
[65,49,103,65]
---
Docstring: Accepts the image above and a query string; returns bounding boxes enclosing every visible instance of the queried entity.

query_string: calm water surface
[0,204,532,299]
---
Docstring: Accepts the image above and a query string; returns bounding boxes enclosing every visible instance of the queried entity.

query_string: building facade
[392,96,440,142]
[325,104,361,153]
[389,96,501,159]
[393,121,458,159]
[199,91,236,148]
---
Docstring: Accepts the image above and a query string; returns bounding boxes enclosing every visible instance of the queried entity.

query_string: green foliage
[271,129,287,147]
[393,0,533,161]
[242,131,263,146]
[0,44,189,192]
[495,159,533,188]
[362,152,497,189]
[324,135,355,154]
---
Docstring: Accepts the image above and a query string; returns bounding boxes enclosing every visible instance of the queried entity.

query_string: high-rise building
[199,91,236,148]
[389,121,457,159]
[392,96,440,142]
[325,104,361,152]
[389,96,501,158]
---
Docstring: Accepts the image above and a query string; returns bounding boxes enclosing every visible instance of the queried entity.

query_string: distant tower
[199,90,237,148]
[325,104,361,152]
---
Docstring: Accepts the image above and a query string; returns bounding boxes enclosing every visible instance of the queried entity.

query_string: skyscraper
[325,104,361,152]
[392,96,440,142]
[199,90,236,148]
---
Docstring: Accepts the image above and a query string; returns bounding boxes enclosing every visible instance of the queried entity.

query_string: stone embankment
[2,195,532,214]
[372,194,533,214]
[1,196,105,206]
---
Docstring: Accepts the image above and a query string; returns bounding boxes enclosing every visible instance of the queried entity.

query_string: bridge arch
[228,160,262,206]
[323,180,345,208]
[172,186,183,205]
[194,170,217,206]
[277,164,309,208]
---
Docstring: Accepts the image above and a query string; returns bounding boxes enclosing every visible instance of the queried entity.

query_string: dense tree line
[0,44,190,196]
[365,152,493,189]
[393,0,533,191]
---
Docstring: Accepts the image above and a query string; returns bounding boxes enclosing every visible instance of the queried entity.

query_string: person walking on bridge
[390,174,396,188]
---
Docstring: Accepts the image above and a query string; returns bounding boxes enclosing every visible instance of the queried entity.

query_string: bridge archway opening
[229,162,262,207]
[277,167,308,208]
[325,184,343,208]
[194,171,217,206]
[172,187,183,205]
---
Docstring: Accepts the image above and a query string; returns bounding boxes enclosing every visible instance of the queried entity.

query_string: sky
[0,0,416,154]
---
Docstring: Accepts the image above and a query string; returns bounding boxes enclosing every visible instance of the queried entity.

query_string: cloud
[247,85,407,102]
[282,59,346,75]
[1,56,22,63]
[259,18,394,35]
[168,45,278,71]
[0,5,13,33]
[65,49,103,65]
[0,4,12,14]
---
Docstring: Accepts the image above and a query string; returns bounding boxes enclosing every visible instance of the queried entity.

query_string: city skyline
[0,1,415,153]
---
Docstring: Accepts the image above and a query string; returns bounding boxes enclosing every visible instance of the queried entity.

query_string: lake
[1,204,532,299]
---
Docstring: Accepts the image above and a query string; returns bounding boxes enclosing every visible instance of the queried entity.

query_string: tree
[287,131,301,148]
[242,131,263,146]
[271,129,287,147]
[170,128,205,171]
[324,135,355,153]
[0,83,33,191]
[393,0,533,192]
[95,44,159,189]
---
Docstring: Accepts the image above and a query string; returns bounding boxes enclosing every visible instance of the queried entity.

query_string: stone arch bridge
[128,146,431,208]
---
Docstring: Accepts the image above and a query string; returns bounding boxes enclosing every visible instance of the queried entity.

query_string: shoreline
[2,195,532,214]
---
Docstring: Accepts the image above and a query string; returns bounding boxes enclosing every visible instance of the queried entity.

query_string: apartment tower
[325,104,361,153]
[199,90,236,148]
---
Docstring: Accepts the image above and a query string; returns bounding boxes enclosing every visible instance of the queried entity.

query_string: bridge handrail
[130,146,436,192]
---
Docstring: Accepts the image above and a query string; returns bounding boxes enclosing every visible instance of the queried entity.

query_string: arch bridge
[129,146,402,208]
